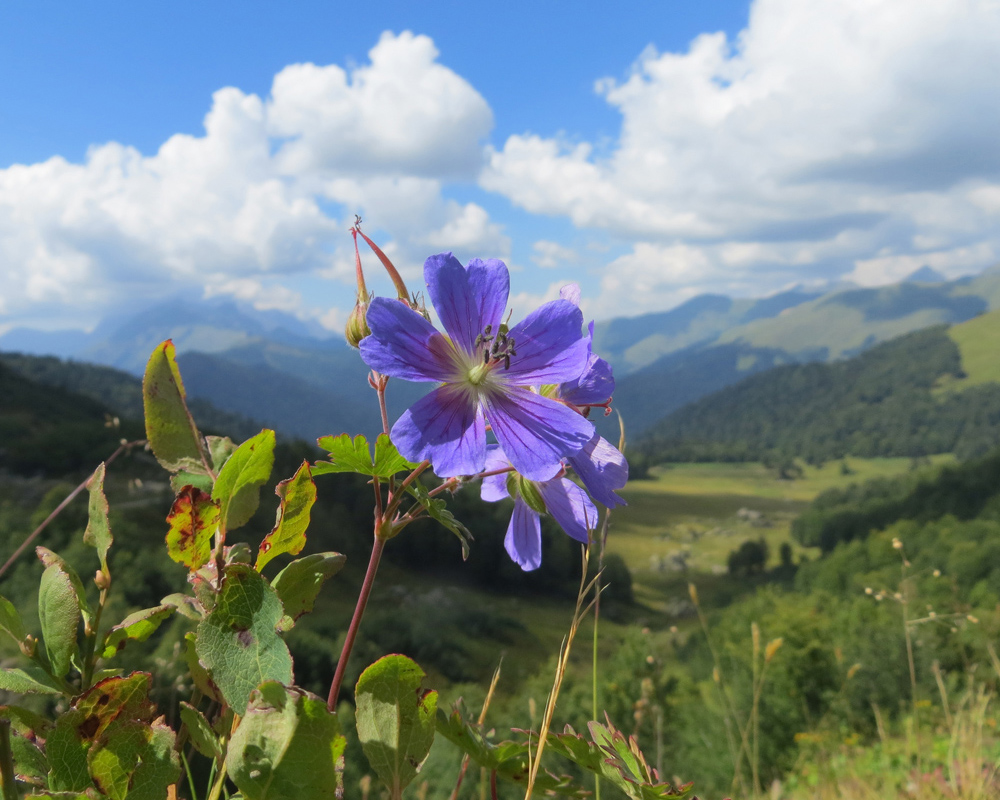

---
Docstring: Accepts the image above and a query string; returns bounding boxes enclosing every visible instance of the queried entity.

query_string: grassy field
[606,456,953,610]
[947,307,1000,390]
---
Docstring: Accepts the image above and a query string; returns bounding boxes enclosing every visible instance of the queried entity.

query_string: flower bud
[345,296,371,349]
[19,635,36,658]
[94,568,110,591]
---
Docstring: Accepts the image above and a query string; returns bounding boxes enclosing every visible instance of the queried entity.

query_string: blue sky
[1,0,998,333]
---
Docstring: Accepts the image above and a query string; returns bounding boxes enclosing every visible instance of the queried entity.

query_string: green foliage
[37,560,81,679]
[637,326,1000,465]
[142,339,208,474]
[255,460,316,572]
[196,564,294,715]
[727,537,769,575]
[226,682,345,800]
[83,462,112,572]
[313,432,415,478]
[271,552,346,631]
[355,654,438,798]
[100,604,175,659]
[212,428,276,532]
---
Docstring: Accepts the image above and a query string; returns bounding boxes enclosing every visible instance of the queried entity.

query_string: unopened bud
[345,296,371,349]
[19,635,37,658]
[94,569,110,591]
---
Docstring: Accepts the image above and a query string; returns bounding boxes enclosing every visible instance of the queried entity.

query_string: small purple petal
[391,384,486,476]
[360,297,455,382]
[539,478,598,543]
[481,444,510,502]
[568,434,628,508]
[505,498,542,571]
[560,284,581,306]
[484,387,594,481]
[560,352,615,406]
[424,253,509,355]
[504,299,589,384]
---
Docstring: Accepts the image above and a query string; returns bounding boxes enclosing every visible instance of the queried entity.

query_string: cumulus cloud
[481,0,1000,315]
[0,32,501,329]
[532,240,578,269]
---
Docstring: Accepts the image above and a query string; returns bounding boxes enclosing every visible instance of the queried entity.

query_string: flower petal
[480,444,511,502]
[560,284,581,306]
[424,253,509,355]
[568,435,628,508]
[560,351,615,406]
[504,299,589,384]
[484,387,594,481]
[390,384,486,476]
[539,477,598,544]
[360,297,455,382]
[504,498,542,571]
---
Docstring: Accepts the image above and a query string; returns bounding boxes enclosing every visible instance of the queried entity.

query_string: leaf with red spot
[165,485,220,571]
[255,461,316,572]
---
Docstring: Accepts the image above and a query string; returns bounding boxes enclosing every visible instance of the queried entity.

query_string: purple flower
[568,433,628,509]
[359,253,595,480]
[481,445,598,571]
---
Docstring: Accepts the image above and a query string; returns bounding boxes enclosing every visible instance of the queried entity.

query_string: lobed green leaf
[255,460,316,572]
[195,565,293,715]
[227,682,345,800]
[313,433,415,478]
[212,429,276,533]
[355,654,438,798]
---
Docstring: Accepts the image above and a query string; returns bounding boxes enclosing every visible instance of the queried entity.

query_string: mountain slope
[635,325,1000,465]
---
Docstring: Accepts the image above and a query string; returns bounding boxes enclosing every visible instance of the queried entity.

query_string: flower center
[473,323,517,372]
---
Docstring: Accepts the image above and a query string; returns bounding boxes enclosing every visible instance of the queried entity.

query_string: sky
[1,0,999,334]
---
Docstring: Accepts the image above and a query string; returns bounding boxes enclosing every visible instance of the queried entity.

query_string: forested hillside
[634,325,1000,467]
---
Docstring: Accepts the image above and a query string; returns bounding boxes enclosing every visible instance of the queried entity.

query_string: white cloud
[0,32,503,329]
[848,243,997,286]
[531,240,578,269]
[481,0,1000,314]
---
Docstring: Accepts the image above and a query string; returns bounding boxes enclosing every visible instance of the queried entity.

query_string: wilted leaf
[196,565,293,715]
[88,717,179,800]
[255,461,316,572]
[165,485,220,571]
[355,654,437,798]
[405,482,472,558]
[38,563,80,679]
[0,594,27,646]
[271,552,346,631]
[100,605,175,659]
[83,463,112,573]
[212,429,276,532]
[314,433,415,478]
[46,673,156,793]
[143,340,207,474]
[227,682,345,800]
[180,702,221,761]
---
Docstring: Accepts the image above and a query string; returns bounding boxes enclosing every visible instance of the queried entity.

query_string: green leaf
[83,463,113,573]
[160,592,202,621]
[100,605,175,659]
[0,667,62,695]
[271,552,346,631]
[355,654,437,799]
[227,682,345,800]
[47,672,157,793]
[207,434,238,472]
[196,565,293,715]
[38,563,80,679]
[179,702,222,761]
[255,461,316,572]
[36,547,92,623]
[143,340,208,474]
[212,429,276,532]
[405,482,473,558]
[185,632,222,704]
[0,703,53,735]
[0,594,27,647]
[545,721,695,800]
[88,717,179,800]
[435,702,584,796]
[313,433,416,478]
[165,485,220,571]
[10,727,48,786]
[170,469,214,494]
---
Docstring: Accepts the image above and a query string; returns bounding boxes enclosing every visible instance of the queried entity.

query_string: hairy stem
[327,533,388,711]
[0,720,19,800]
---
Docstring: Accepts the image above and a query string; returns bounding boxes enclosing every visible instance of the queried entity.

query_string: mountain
[634,311,1000,467]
